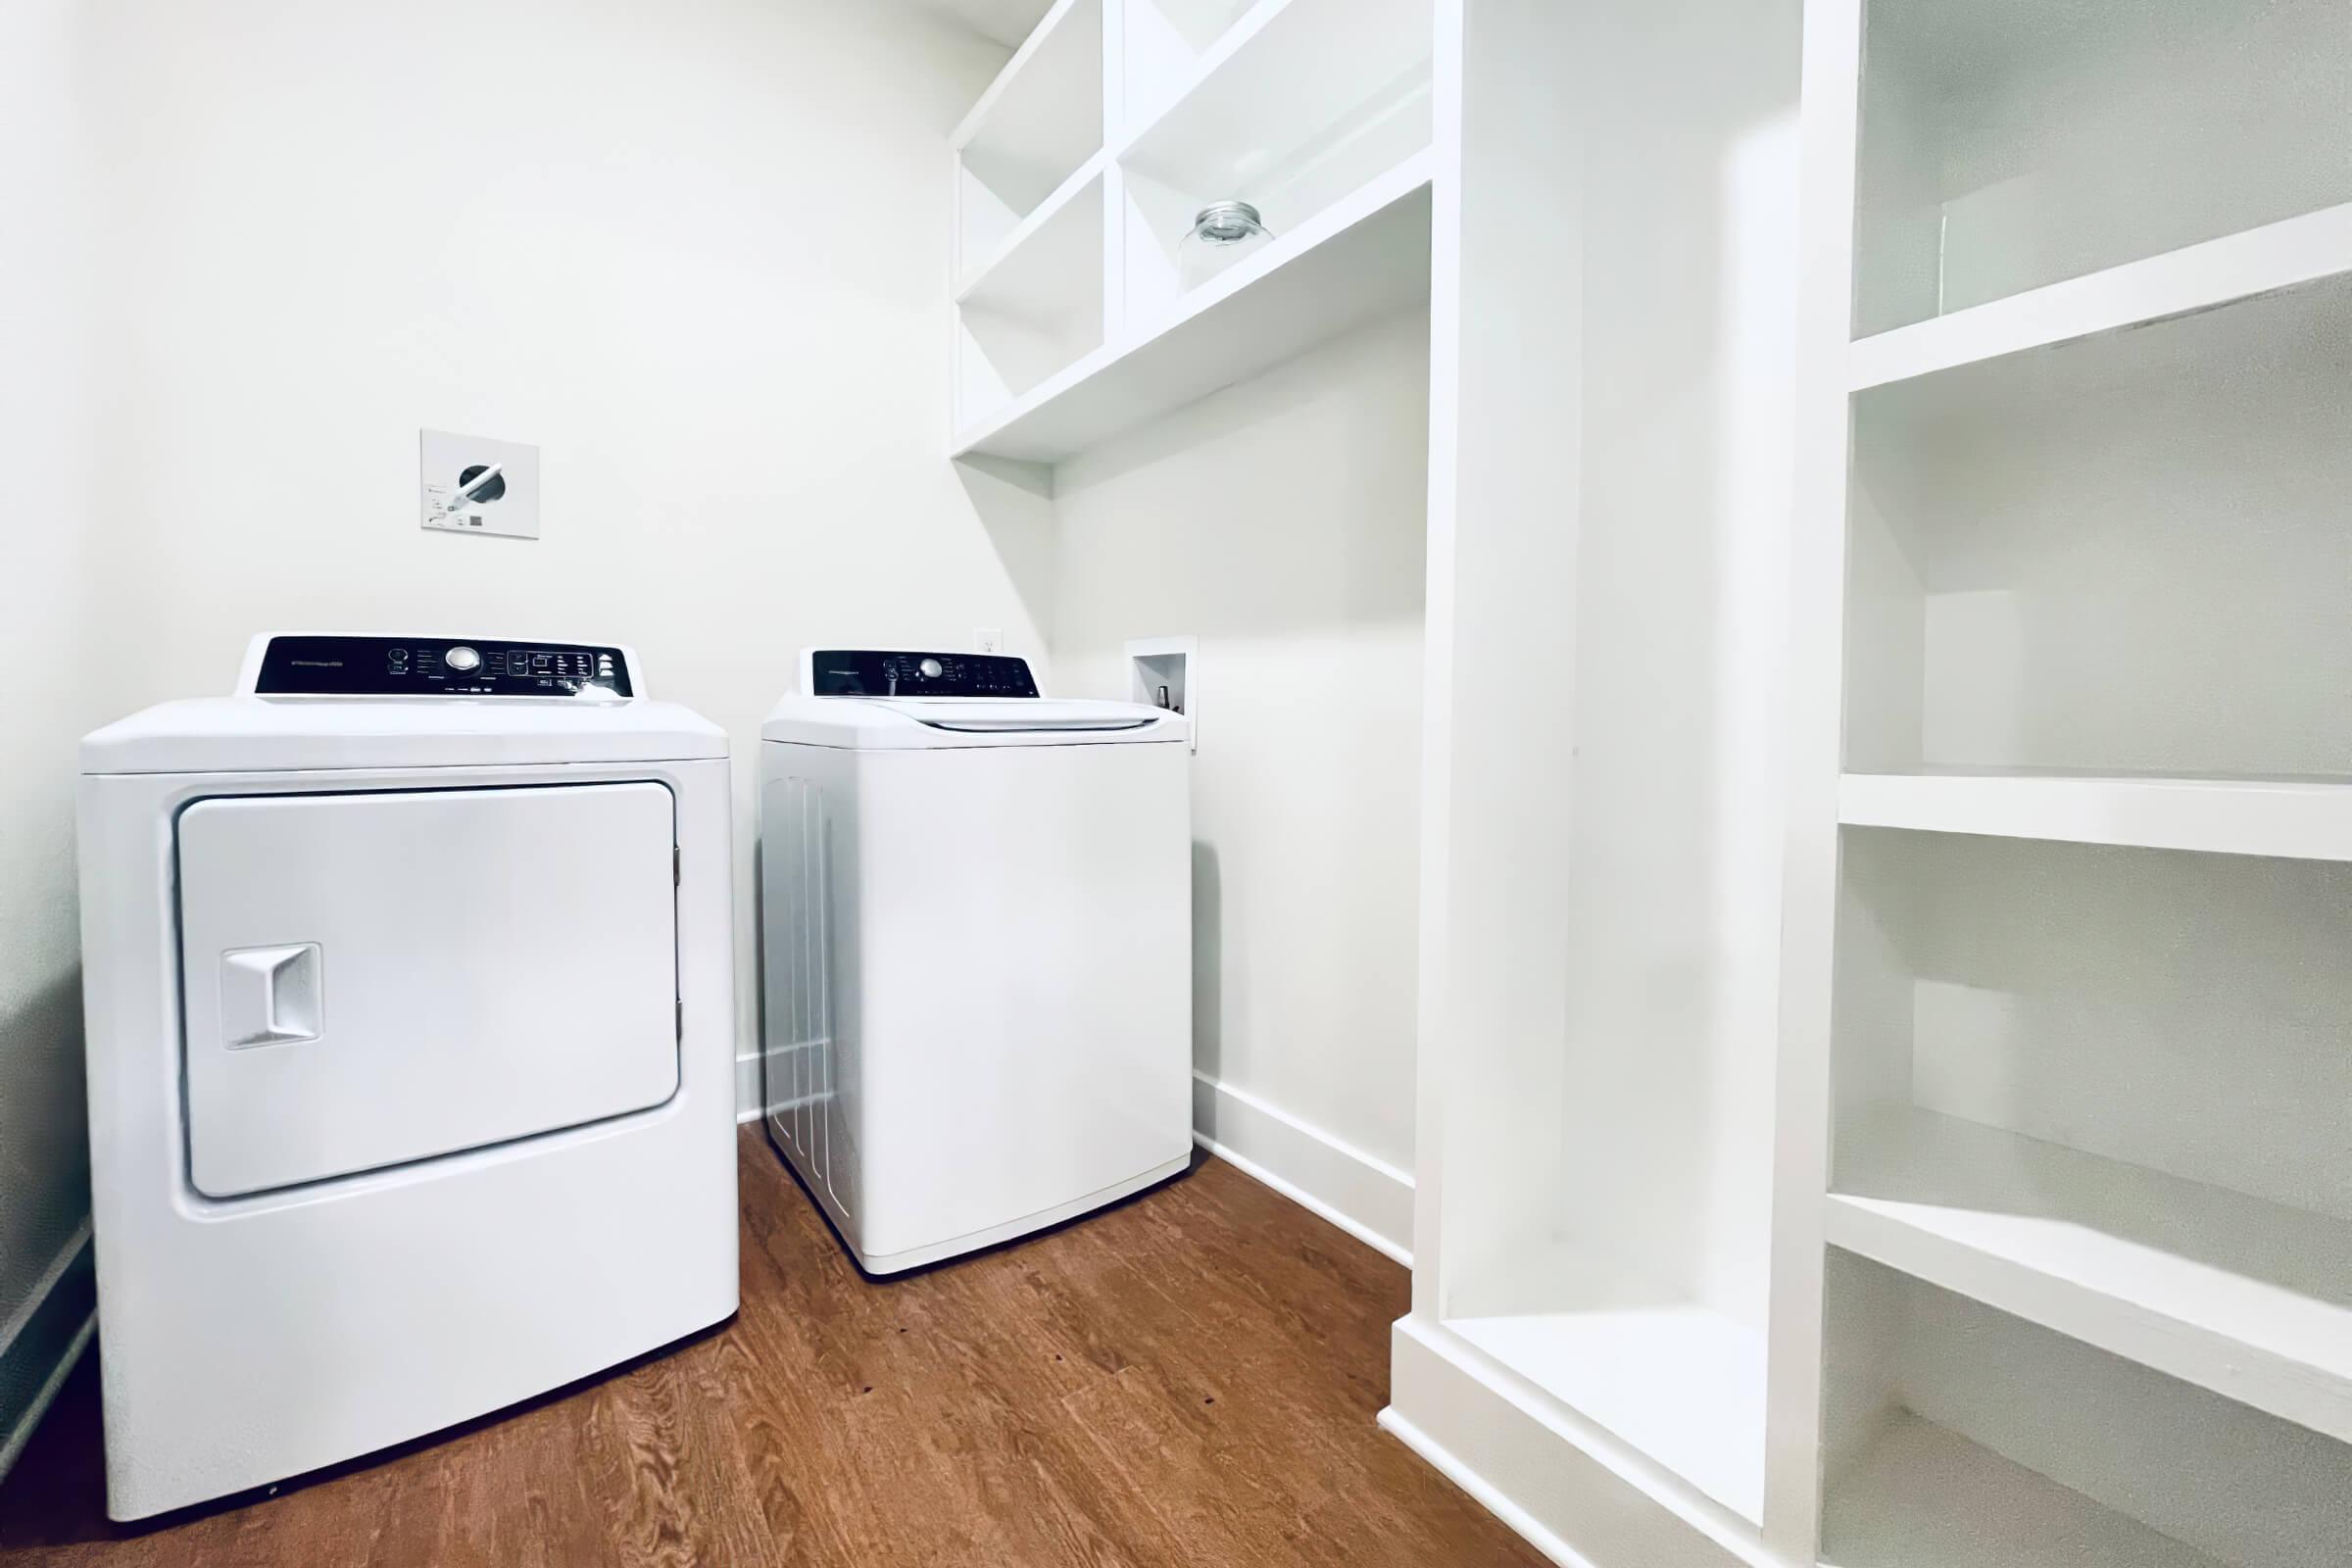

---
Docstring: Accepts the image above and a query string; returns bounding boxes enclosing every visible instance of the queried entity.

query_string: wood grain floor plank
[0,1132,1542,1567]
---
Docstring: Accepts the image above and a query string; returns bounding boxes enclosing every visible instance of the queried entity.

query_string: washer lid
[762,695,1186,750]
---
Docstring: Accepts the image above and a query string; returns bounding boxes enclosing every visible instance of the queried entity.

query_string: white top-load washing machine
[77,633,738,1521]
[760,649,1192,1274]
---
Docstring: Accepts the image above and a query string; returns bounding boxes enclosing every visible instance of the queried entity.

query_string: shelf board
[1838,770,2352,861]
[1830,1107,2352,1445]
[956,156,1104,313]
[1848,200,2352,392]
[1447,1297,1765,1525]
[951,150,1432,464]
[951,0,1103,217]
[1823,1411,2226,1568]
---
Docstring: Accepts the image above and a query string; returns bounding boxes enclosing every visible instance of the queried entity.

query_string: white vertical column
[1100,0,1130,346]
[1406,0,1464,1325]
[1413,0,1589,1322]
[1762,0,1864,1559]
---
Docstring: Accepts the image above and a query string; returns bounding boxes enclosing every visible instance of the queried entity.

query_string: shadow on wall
[1045,304,1432,650]
[954,455,1057,650]
[1042,344,1343,494]
[1191,841,1221,1089]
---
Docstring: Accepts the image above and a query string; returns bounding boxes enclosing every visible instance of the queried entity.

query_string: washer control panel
[808,649,1038,699]
[253,635,634,697]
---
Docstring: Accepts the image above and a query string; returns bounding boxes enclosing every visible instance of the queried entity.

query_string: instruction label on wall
[421,429,541,539]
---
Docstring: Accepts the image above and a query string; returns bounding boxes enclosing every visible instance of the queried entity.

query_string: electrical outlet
[974,627,1003,655]
[421,429,540,539]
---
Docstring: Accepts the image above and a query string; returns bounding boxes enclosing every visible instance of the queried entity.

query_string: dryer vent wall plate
[421,429,540,539]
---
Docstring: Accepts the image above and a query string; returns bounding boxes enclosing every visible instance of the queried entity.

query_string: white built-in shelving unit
[938,1,2352,1564]
[946,0,1436,465]
[1384,0,2352,1566]
[1781,0,2352,1564]
[1383,0,1800,1557]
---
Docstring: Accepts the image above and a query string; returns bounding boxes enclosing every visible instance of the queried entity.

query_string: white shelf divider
[1848,200,2352,392]
[1830,1107,2352,1446]
[956,151,1108,304]
[953,150,1432,462]
[1838,771,2352,862]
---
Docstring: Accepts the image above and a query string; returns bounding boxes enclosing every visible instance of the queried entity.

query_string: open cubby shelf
[1824,1412,2227,1568]
[948,0,1434,461]
[1823,818,2352,1558]
[952,0,1105,272]
[1821,1256,2352,1568]
[1831,1105,2352,1445]
[1843,269,2352,781]
[1449,1290,1767,1525]
[1851,0,2352,336]
[954,154,1429,462]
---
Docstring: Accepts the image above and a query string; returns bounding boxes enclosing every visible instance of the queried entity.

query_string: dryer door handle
[220,943,323,1050]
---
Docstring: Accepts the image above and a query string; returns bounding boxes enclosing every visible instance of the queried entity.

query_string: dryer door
[177,781,680,1198]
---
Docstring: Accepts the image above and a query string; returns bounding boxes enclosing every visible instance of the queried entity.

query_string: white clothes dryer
[760,649,1192,1274]
[77,633,738,1520]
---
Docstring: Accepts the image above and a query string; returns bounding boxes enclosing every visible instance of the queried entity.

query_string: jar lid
[1192,201,1265,241]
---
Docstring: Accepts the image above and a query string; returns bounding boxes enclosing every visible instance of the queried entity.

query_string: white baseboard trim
[1191,1070,1413,1266]
[731,1056,1417,1258]
[1385,1315,1780,1568]
[1378,1405,1591,1568]
[735,1050,764,1123]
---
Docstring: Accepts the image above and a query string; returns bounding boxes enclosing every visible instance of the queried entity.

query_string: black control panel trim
[255,635,634,698]
[808,650,1038,699]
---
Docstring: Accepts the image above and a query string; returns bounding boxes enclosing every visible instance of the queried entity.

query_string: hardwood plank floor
[0,1131,1543,1567]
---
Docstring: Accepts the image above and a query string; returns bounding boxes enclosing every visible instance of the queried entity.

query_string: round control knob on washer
[918,657,944,678]
[445,645,482,672]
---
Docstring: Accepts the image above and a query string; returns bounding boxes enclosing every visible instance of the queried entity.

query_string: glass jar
[1177,201,1273,291]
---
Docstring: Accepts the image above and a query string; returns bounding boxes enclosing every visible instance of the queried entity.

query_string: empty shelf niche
[954,169,1107,434]
[953,0,1105,278]
[1118,0,1259,130]
[1822,1254,2352,1568]
[1851,0,2351,334]
[1116,0,1433,330]
[1830,826,2352,1439]
[1843,271,2352,780]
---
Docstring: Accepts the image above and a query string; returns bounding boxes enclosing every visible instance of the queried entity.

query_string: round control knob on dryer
[445,645,482,672]
[918,658,944,678]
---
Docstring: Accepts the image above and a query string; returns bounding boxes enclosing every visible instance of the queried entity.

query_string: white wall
[0,0,104,1476]
[1050,308,1430,1258]
[74,0,1046,1113]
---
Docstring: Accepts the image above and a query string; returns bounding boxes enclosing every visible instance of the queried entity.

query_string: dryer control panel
[252,635,635,698]
[808,650,1038,699]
